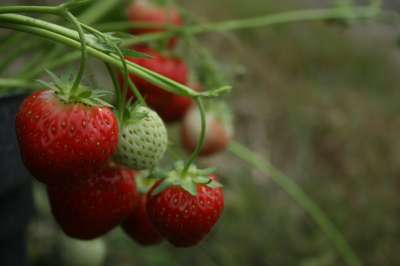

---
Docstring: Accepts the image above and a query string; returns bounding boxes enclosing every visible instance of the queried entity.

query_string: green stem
[0,17,203,98]
[80,23,146,107]
[105,63,123,121]
[0,4,380,97]
[119,5,379,46]
[182,97,206,176]
[127,78,146,106]
[64,11,87,95]
[0,5,61,14]
[228,141,362,266]
[15,0,119,80]
[0,78,36,88]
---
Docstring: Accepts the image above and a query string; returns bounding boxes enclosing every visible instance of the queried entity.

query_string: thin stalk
[0,78,33,88]
[80,23,146,106]
[12,0,119,80]
[127,78,146,106]
[0,22,202,98]
[228,141,362,266]
[105,63,123,121]
[0,5,378,94]
[0,5,61,14]
[63,11,87,95]
[119,5,379,46]
[182,97,206,176]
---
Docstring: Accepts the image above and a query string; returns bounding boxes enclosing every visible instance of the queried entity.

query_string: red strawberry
[122,194,163,246]
[181,102,233,156]
[128,0,182,48]
[16,89,118,185]
[147,165,224,247]
[47,163,138,240]
[123,47,193,122]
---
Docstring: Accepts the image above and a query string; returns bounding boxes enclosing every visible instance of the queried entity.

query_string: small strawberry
[114,105,168,170]
[128,0,182,48]
[47,163,138,240]
[59,235,107,266]
[122,173,163,246]
[147,163,224,247]
[123,47,192,123]
[181,102,233,156]
[16,74,118,185]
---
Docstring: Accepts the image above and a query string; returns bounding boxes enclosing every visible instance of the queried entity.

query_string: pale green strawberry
[115,105,168,170]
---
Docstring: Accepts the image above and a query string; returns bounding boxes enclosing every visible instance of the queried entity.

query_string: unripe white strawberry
[115,106,168,170]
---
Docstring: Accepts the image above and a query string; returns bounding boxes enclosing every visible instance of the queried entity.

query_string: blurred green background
[7,0,398,265]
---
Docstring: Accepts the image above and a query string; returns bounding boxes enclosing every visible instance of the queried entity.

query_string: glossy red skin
[181,109,231,156]
[123,47,193,122]
[15,90,118,185]
[147,175,224,247]
[127,0,182,48]
[122,194,163,246]
[47,164,138,240]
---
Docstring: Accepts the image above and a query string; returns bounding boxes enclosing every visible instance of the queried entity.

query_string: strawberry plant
[0,0,386,265]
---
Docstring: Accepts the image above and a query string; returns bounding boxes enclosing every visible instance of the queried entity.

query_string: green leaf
[193,176,211,184]
[60,68,75,83]
[45,69,63,85]
[151,179,174,196]
[78,90,92,98]
[85,34,114,53]
[106,32,133,40]
[104,32,124,45]
[181,179,197,196]
[207,180,223,189]
[36,80,58,92]
[152,169,168,180]
[122,49,152,59]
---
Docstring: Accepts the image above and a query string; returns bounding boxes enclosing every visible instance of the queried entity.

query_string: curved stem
[64,11,86,95]
[182,97,206,176]
[105,63,123,121]
[228,141,362,266]
[127,78,146,106]
[80,23,146,108]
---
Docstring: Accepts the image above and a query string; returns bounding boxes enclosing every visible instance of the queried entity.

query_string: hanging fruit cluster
[15,0,233,248]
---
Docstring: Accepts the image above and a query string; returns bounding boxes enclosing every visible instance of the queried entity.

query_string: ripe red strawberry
[122,194,163,246]
[181,102,233,156]
[16,89,118,185]
[128,0,182,48]
[123,47,193,123]
[47,163,138,240]
[147,164,224,247]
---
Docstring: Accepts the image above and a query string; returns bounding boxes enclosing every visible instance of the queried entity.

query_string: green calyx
[135,169,167,194]
[151,161,223,197]
[121,103,149,125]
[38,70,112,107]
